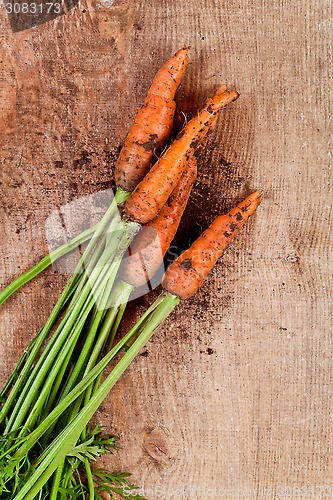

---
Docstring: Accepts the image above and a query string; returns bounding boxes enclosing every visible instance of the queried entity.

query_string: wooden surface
[1,0,332,498]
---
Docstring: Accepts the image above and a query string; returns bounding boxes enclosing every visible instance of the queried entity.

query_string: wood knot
[285,251,299,263]
[143,428,176,464]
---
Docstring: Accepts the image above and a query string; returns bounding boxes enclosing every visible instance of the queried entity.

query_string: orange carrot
[120,156,197,288]
[119,110,217,288]
[115,47,189,192]
[124,85,239,224]
[162,190,263,299]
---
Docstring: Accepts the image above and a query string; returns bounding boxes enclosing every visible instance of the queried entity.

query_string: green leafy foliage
[66,425,118,466]
[93,468,145,500]
[0,452,34,497]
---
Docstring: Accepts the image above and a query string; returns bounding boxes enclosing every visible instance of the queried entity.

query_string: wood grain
[1,0,332,498]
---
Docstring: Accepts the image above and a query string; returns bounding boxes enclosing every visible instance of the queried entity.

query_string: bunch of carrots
[0,47,263,499]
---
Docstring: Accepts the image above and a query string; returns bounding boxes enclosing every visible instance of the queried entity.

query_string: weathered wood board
[1,0,332,498]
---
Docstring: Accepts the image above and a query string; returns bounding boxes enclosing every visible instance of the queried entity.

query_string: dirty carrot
[162,190,263,299]
[119,104,219,289]
[115,47,189,192]
[0,47,246,499]
[124,85,240,225]
[120,108,218,290]
[121,156,197,288]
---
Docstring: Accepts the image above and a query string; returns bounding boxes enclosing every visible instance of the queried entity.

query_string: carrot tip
[215,85,240,102]
[176,46,190,56]
[254,189,264,203]
[229,89,240,101]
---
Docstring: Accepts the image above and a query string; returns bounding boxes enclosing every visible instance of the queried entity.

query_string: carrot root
[162,190,263,299]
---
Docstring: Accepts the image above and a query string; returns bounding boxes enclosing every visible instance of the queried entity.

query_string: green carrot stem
[56,281,133,447]
[0,225,95,307]
[2,193,124,430]
[96,281,134,364]
[11,222,137,437]
[49,459,65,500]
[4,216,138,437]
[3,279,93,435]
[11,293,179,500]
[1,293,158,466]
[41,338,78,420]
[1,189,133,435]
[46,225,138,411]
[79,281,134,440]
[6,293,177,468]
[85,286,133,402]
[46,309,107,441]
[85,458,95,499]
[6,281,134,458]
[69,212,122,305]
[0,327,45,399]
[84,282,134,374]
[0,187,130,308]
[0,273,81,426]
[0,193,126,426]
[12,293,95,437]
[106,296,129,351]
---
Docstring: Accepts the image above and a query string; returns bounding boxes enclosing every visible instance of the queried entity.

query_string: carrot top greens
[0,47,262,500]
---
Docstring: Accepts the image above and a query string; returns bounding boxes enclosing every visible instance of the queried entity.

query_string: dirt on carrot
[124,85,240,225]
[120,156,197,288]
[115,47,189,192]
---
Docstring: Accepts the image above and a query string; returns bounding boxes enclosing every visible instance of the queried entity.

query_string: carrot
[115,47,189,192]
[120,156,197,288]
[162,190,263,299]
[120,107,218,289]
[124,85,240,225]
